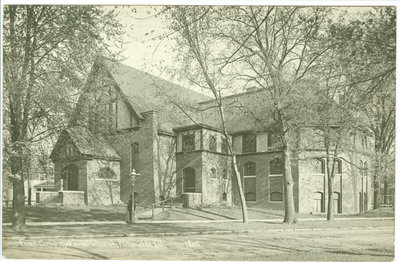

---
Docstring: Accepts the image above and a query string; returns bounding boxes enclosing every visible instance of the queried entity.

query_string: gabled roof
[50,126,121,161]
[98,57,211,131]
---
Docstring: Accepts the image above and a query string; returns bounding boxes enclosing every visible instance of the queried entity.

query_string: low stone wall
[60,191,85,206]
[182,193,202,208]
[36,192,59,204]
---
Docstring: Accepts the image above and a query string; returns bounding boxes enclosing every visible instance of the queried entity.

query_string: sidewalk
[3,217,394,240]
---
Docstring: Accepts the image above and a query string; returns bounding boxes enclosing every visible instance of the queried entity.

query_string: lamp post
[128,169,140,224]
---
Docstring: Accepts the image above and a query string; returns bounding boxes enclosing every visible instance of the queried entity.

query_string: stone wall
[86,159,121,206]
[36,192,59,204]
[200,152,232,206]
[182,193,202,207]
[60,191,85,206]
[107,111,158,206]
[298,150,373,214]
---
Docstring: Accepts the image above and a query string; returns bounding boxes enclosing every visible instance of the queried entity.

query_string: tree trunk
[282,144,296,224]
[327,175,334,221]
[383,177,388,204]
[373,173,381,209]
[231,154,249,223]
[11,153,26,231]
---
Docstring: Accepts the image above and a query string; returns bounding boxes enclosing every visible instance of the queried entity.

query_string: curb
[3,225,394,241]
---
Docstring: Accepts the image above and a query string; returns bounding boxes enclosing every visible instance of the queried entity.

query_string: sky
[108,5,380,95]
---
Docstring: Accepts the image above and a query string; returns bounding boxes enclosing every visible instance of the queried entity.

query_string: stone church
[48,57,373,214]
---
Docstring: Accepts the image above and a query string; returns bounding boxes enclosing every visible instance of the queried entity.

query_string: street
[3,227,394,261]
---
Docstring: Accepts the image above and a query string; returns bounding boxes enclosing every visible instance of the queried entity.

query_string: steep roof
[50,126,121,161]
[99,57,211,131]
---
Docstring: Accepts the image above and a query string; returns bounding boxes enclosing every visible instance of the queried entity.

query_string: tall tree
[164,6,249,222]
[214,6,330,223]
[3,5,124,230]
[325,7,396,210]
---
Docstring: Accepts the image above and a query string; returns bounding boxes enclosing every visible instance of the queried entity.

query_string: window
[269,176,283,202]
[209,135,217,152]
[182,133,195,151]
[333,192,341,213]
[131,143,139,173]
[312,159,325,174]
[222,192,227,201]
[222,169,228,180]
[210,168,217,179]
[268,132,282,149]
[313,192,324,213]
[270,158,283,174]
[363,161,368,176]
[243,161,256,201]
[221,136,229,154]
[269,158,283,202]
[334,159,342,174]
[183,167,196,193]
[244,162,256,176]
[242,133,257,153]
[97,167,118,181]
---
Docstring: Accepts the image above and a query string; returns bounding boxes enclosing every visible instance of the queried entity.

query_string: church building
[48,57,373,214]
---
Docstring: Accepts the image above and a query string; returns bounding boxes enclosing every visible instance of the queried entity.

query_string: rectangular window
[269,175,283,202]
[209,135,217,152]
[182,133,195,151]
[221,136,229,154]
[242,133,257,153]
[130,143,139,173]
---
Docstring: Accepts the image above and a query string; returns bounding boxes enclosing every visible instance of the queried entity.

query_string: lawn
[153,206,394,221]
[2,206,128,223]
[2,227,394,261]
[2,205,394,223]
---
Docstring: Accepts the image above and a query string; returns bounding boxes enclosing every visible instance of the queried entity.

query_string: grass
[2,205,128,223]
[2,217,394,238]
[2,205,394,224]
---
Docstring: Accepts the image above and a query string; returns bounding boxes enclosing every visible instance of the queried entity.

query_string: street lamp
[127,169,140,224]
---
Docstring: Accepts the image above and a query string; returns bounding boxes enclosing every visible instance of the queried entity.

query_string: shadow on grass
[327,249,393,257]
[2,206,126,223]
[3,222,220,238]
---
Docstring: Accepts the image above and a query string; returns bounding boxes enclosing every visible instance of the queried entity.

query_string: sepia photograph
[1,2,396,261]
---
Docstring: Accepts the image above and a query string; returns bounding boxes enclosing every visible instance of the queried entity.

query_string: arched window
[210,168,217,179]
[183,167,196,193]
[333,192,341,214]
[97,167,118,181]
[270,158,283,174]
[243,161,256,201]
[313,192,324,213]
[269,158,283,202]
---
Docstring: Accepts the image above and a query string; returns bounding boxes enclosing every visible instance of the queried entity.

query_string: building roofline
[172,123,224,133]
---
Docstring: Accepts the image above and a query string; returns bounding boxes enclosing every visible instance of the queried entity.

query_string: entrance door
[61,164,79,191]
[183,167,196,193]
